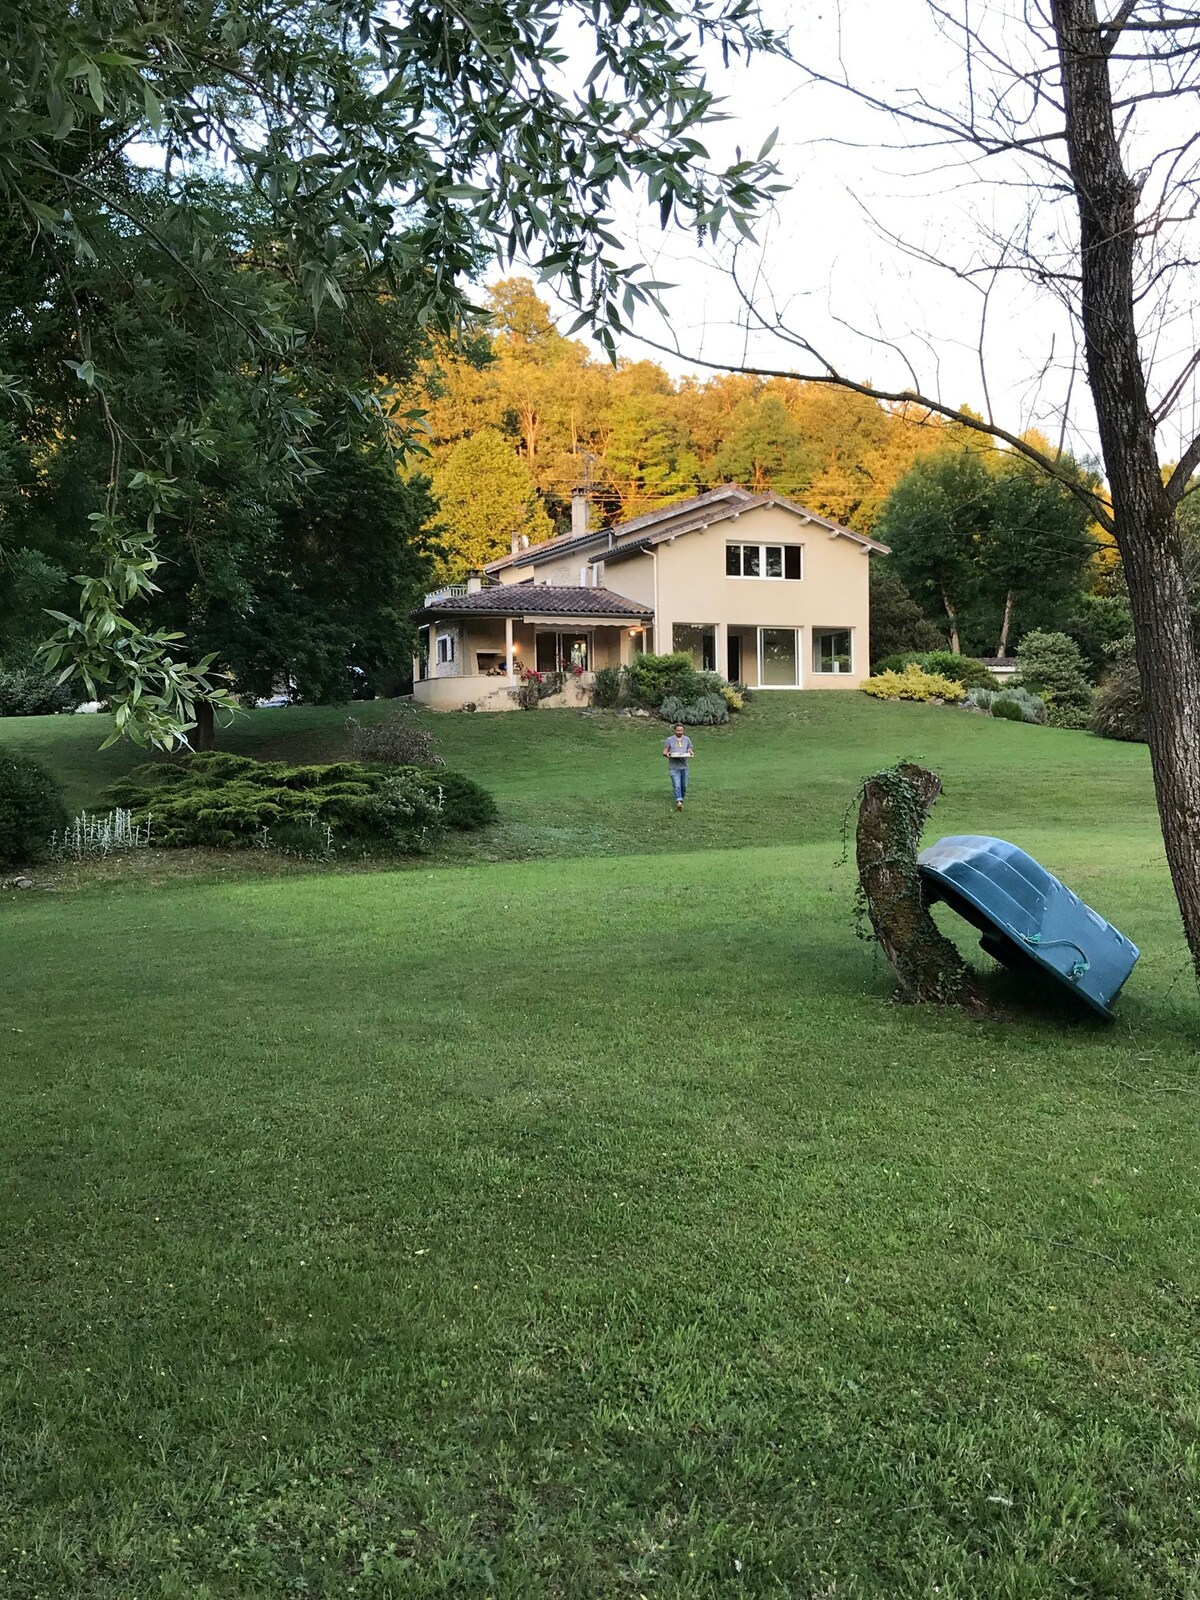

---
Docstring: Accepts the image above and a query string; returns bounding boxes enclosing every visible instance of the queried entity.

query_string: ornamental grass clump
[50,808,153,861]
[862,664,965,703]
[105,752,496,854]
[659,693,729,725]
[590,666,623,708]
[1090,640,1144,743]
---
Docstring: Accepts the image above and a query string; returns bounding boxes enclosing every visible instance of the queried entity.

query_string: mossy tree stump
[855,762,995,1014]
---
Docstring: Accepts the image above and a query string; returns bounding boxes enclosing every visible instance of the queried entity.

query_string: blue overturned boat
[917,835,1139,1019]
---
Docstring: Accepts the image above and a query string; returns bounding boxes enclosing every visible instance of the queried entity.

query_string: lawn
[3,695,1200,1597]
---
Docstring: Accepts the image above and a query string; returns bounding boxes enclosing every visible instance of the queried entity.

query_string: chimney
[571,487,589,539]
[466,571,483,594]
[510,531,521,555]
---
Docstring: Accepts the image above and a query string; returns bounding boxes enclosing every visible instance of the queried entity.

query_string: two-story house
[411,484,888,710]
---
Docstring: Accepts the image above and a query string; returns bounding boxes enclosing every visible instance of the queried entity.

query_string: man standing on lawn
[663,722,694,810]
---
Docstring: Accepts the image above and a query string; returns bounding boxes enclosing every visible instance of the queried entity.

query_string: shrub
[717,683,744,712]
[1015,630,1094,730]
[421,767,499,829]
[1090,639,1144,742]
[346,712,443,766]
[0,746,68,865]
[105,753,496,853]
[356,771,448,853]
[626,652,702,709]
[0,666,75,717]
[965,686,1047,725]
[862,664,965,703]
[874,651,999,691]
[591,665,623,708]
[990,696,1022,722]
[660,693,729,725]
[922,651,1000,691]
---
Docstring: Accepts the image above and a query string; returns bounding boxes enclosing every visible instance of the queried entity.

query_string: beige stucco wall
[605,504,871,686]
[591,551,657,613]
[413,674,515,711]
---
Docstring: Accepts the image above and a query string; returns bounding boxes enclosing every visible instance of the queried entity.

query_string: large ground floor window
[672,623,717,673]
[812,628,854,675]
[536,631,592,672]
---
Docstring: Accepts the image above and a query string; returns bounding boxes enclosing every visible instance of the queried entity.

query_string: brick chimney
[466,571,483,594]
[571,488,589,539]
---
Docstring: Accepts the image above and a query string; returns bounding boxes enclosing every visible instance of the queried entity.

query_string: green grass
[3,695,1199,1597]
[7,690,1163,864]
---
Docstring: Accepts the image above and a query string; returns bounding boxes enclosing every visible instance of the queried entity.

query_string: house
[412,484,889,710]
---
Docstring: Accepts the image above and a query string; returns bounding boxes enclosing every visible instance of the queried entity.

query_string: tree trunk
[193,698,216,752]
[1052,0,1200,978]
[996,589,1015,659]
[855,763,996,1014]
[942,594,961,653]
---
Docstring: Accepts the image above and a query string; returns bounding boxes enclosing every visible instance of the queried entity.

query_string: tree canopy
[2,0,782,744]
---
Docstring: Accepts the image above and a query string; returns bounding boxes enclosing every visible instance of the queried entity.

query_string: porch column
[505,615,515,682]
[713,621,727,680]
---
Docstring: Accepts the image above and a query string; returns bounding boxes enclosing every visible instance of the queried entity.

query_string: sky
[533,0,1200,474]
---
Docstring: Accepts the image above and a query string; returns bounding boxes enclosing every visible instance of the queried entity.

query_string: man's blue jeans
[669,763,689,802]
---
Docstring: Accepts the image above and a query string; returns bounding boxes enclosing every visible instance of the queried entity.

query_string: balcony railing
[422,583,469,607]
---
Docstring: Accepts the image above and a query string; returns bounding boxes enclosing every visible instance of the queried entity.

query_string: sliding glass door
[758,627,801,687]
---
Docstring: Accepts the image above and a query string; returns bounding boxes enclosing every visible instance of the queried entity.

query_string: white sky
[531,0,1200,474]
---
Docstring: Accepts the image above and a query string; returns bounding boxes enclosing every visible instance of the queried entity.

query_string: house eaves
[411,585,653,624]
[481,484,756,574]
[591,493,890,563]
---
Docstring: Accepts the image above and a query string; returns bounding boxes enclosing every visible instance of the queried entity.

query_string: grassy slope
[3,696,1199,1598]
[7,690,1161,861]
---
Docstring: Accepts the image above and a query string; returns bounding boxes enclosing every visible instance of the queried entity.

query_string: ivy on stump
[854,762,997,1016]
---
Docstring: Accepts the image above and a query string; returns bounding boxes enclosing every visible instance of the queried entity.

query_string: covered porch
[412,584,652,711]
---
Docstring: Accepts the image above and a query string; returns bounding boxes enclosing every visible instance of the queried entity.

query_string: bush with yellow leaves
[862,663,966,703]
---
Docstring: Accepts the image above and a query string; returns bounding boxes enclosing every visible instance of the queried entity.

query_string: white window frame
[756,626,804,689]
[435,631,456,665]
[812,627,855,676]
[726,542,803,581]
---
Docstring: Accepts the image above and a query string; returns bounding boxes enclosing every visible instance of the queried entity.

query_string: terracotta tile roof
[482,485,755,573]
[412,585,653,622]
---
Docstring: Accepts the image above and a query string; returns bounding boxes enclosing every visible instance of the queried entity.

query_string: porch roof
[412,584,653,625]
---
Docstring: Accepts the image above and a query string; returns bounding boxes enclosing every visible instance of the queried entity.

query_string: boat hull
[916,835,1139,1019]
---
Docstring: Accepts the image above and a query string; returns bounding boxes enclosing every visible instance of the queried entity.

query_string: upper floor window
[726,543,802,579]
